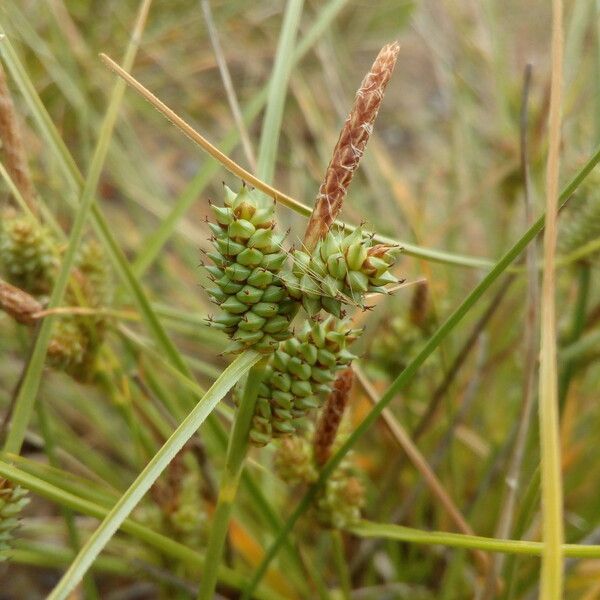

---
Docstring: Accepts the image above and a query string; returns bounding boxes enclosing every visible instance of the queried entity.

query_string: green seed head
[203,187,295,353]
[249,317,361,446]
[0,212,60,297]
[283,227,400,317]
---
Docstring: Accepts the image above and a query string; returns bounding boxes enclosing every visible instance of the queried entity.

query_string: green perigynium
[249,317,360,446]
[204,186,295,353]
[47,239,113,381]
[282,226,401,318]
[273,437,365,529]
[273,435,317,484]
[314,462,365,529]
[0,478,29,561]
[0,211,59,297]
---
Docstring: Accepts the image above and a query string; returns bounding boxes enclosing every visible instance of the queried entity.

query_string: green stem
[240,145,600,600]
[558,261,590,410]
[332,531,351,600]
[347,521,600,558]
[197,360,268,600]
[37,402,100,600]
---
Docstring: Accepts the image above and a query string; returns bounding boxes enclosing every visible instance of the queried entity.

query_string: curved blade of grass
[348,521,600,559]
[100,54,494,271]
[2,0,153,454]
[241,144,600,599]
[131,0,350,277]
[46,350,261,600]
[0,457,285,600]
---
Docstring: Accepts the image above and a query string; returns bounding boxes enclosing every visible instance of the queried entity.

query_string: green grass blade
[2,0,152,454]
[241,144,600,599]
[255,0,304,183]
[0,457,285,600]
[46,350,261,600]
[348,521,600,559]
[130,0,349,277]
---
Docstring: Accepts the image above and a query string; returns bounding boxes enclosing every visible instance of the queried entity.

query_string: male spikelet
[203,185,295,353]
[303,42,400,250]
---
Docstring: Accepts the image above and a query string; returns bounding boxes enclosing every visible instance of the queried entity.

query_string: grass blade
[47,350,261,600]
[538,0,565,597]
[0,458,285,600]
[2,0,153,454]
[348,521,600,559]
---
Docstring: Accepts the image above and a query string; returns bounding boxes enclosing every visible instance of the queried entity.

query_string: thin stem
[558,262,590,409]
[347,521,600,559]
[199,0,256,171]
[197,359,268,600]
[481,63,539,600]
[538,0,564,596]
[99,52,495,270]
[331,531,351,600]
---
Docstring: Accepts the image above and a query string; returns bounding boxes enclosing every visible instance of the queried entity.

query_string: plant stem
[37,401,100,600]
[197,359,268,600]
[332,530,351,600]
[538,0,564,596]
[347,521,600,558]
[558,261,590,410]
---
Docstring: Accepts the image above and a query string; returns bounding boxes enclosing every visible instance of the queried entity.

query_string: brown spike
[0,63,36,213]
[409,279,429,328]
[0,278,43,325]
[313,367,354,466]
[303,42,400,251]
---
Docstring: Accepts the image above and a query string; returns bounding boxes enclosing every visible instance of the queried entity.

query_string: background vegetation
[0,0,599,598]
